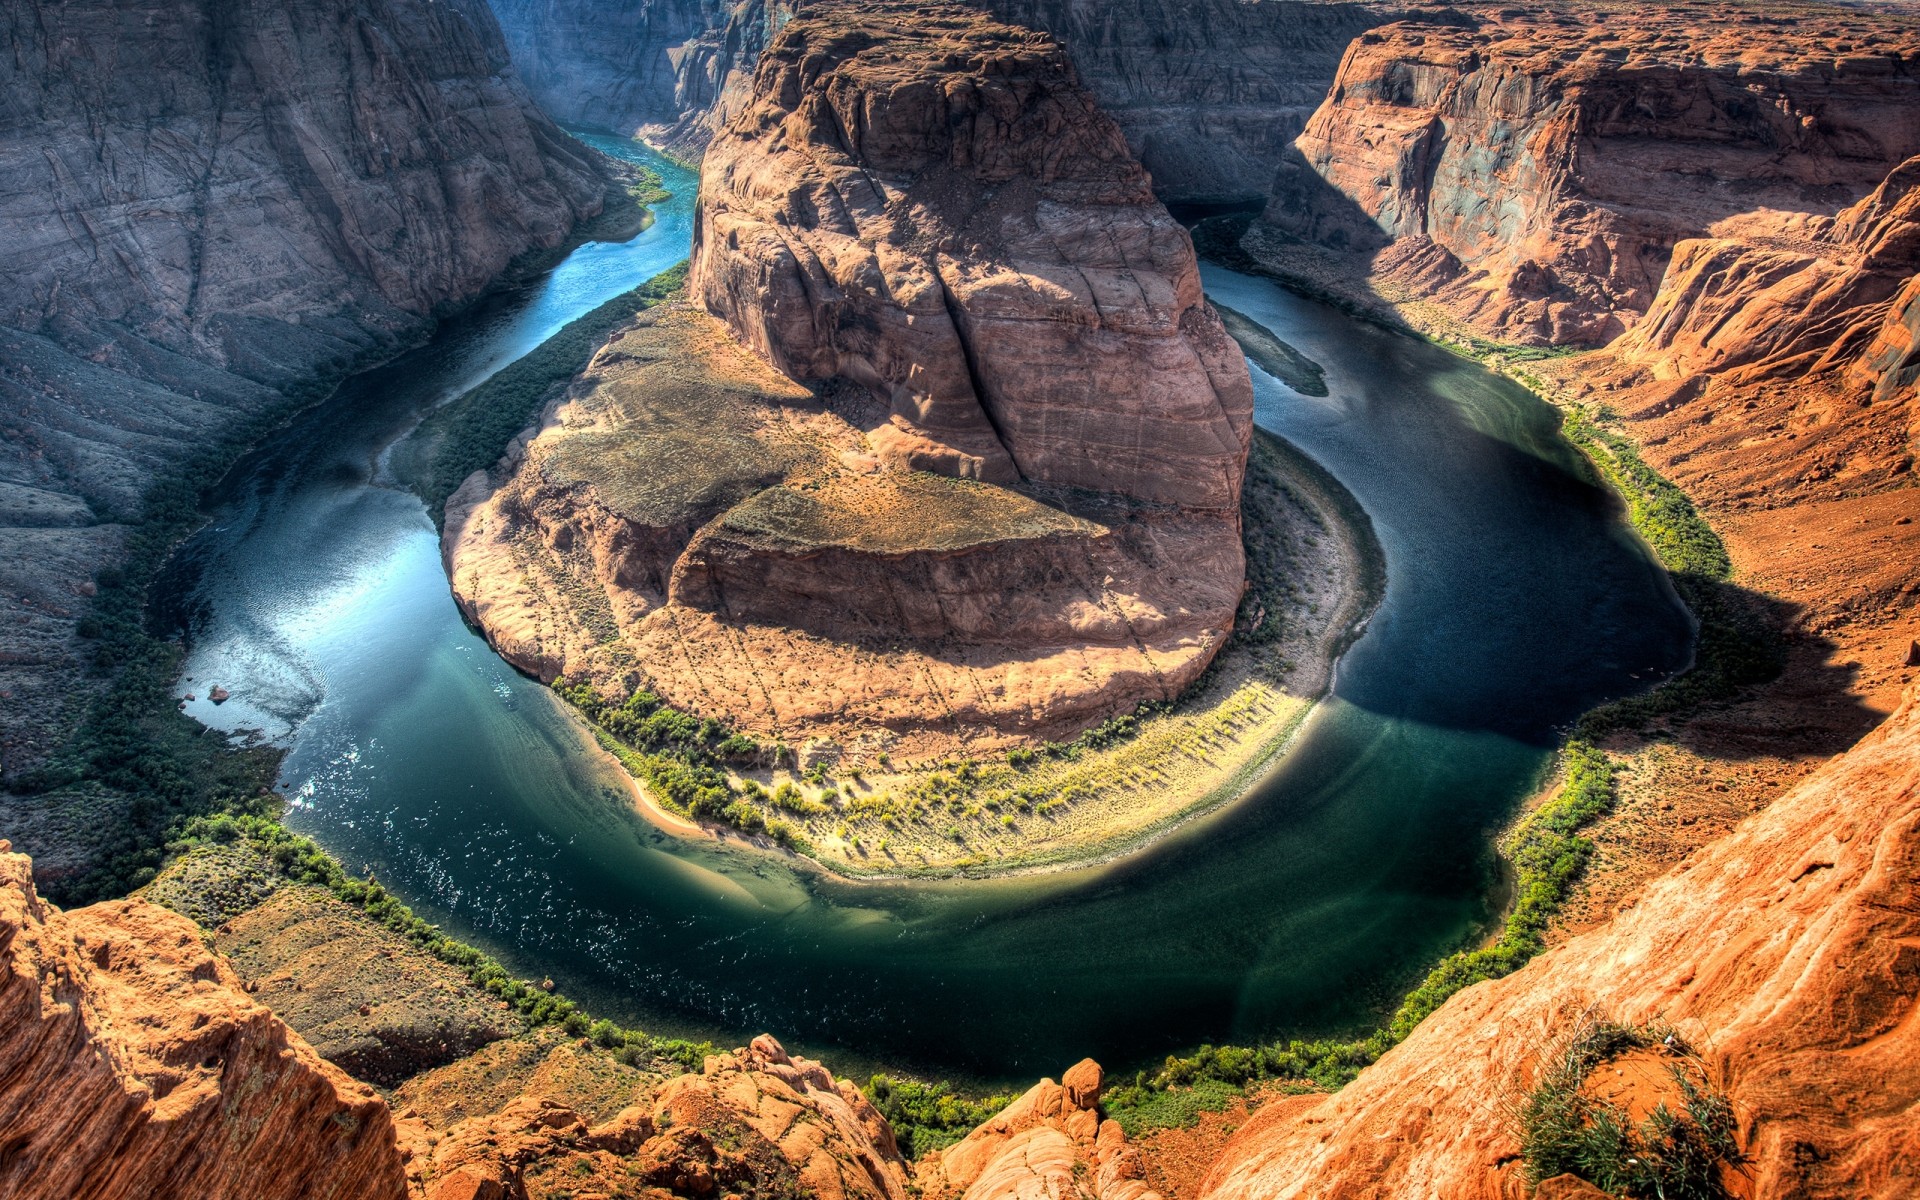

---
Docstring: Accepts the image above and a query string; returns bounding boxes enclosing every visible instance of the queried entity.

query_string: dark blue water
[159,134,1691,1086]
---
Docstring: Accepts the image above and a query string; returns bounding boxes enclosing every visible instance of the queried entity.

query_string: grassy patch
[865,1075,1018,1158]
[400,262,687,521]
[1520,1021,1743,1198]
[1557,406,1782,738]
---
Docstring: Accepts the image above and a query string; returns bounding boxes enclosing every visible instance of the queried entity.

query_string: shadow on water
[150,150,1696,1086]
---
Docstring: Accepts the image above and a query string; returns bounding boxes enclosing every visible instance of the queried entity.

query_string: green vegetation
[1558,406,1782,737]
[865,1075,1018,1158]
[553,677,808,851]
[168,813,720,1073]
[401,262,687,519]
[1520,1021,1743,1199]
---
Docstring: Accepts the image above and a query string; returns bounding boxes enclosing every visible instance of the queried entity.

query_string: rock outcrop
[490,0,1386,199]
[414,1034,907,1200]
[920,1059,1160,1200]
[0,0,606,785]
[1554,150,1920,510]
[451,0,1253,757]
[0,843,410,1200]
[1198,680,1920,1200]
[1255,4,1920,345]
[692,0,1253,504]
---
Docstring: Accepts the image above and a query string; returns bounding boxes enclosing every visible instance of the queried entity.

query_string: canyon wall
[0,0,605,782]
[0,842,410,1200]
[489,0,1386,198]
[449,0,1255,758]
[691,0,1253,504]
[1198,680,1920,1199]
[1253,5,1920,344]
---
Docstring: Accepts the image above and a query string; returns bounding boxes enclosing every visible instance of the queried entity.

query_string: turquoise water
[158,136,1691,1085]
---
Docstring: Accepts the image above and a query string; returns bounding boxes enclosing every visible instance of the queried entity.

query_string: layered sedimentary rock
[452,1,1252,756]
[692,0,1253,504]
[0,844,409,1200]
[1198,680,1920,1200]
[1255,4,1920,344]
[414,1034,907,1200]
[489,0,1385,198]
[1556,151,1920,509]
[0,0,605,782]
[919,1059,1160,1200]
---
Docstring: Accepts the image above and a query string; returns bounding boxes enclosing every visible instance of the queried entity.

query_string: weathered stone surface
[0,844,410,1200]
[415,1034,906,1200]
[921,1059,1160,1200]
[691,0,1254,507]
[0,0,605,790]
[492,0,1385,197]
[447,302,1246,758]
[1198,680,1920,1200]
[1259,4,1920,345]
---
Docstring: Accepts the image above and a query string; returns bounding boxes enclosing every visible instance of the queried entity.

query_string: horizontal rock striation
[491,0,1387,188]
[447,301,1246,756]
[691,0,1254,507]
[0,0,605,787]
[1256,4,1920,345]
[1198,679,1920,1200]
[0,844,409,1200]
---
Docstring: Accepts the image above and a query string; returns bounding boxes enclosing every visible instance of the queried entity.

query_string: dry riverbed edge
[556,429,1382,880]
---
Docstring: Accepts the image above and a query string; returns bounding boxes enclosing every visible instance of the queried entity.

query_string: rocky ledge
[1255,1,1920,345]
[450,0,1256,760]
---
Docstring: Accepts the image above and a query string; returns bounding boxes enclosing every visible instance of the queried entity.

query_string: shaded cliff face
[1198,680,1920,1200]
[1259,4,1920,345]
[980,0,1386,203]
[1556,152,1920,511]
[0,0,604,780]
[0,844,410,1200]
[692,0,1253,506]
[488,0,1386,199]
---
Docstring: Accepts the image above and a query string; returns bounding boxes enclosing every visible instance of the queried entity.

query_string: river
[154,134,1692,1085]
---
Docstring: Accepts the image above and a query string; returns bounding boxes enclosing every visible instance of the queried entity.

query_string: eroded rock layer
[0,0,605,785]
[447,301,1246,757]
[1256,3,1920,345]
[692,0,1254,506]
[1198,682,1920,1200]
[0,844,409,1200]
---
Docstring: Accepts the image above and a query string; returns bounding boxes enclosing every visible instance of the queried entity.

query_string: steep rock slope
[451,0,1254,757]
[0,0,605,781]
[692,0,1253,503]
[488,0,1386,198]
[1198,680,1920,1200]
[1253,3,1920,344]
[920,1059,1160,1200]
[1561,152,1920,511]
[0,843,410,1200]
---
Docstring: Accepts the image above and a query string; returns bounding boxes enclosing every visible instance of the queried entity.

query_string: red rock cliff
[0,843,410,1200]
[1198,680,1920,1200]
[1257,5,1920,345]
[690,0,1254,507]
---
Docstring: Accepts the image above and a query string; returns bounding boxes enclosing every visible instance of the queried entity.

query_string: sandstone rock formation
[0,843,409,1200]
[920,1059,1161,1200]
[1558,151,1920,510]
[413,1034,907,1200]
[0,0,605,791]
[1198,679,1920,1200]
[491,0,1385,197]
[451,0,1253,757]
[1255,4,1920,345]
[691,0,1253,504]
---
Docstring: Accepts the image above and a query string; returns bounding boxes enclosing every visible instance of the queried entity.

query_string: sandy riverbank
[600,430,1384,879]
